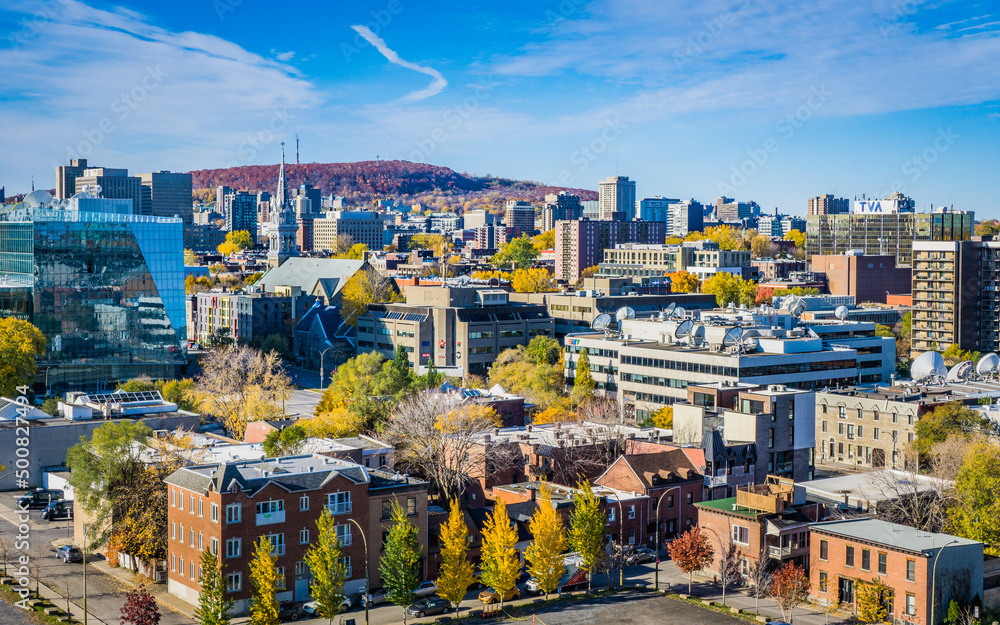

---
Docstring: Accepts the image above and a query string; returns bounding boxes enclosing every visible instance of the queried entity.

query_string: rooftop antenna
[295,134,299,164]
[31,176,34,192]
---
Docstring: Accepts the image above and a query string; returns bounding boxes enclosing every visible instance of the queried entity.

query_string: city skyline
[2,0,1000,215]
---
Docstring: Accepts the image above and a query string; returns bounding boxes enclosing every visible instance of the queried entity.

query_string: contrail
[351,25,447,101]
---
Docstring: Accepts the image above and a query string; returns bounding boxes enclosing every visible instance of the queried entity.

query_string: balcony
[256,510,285,526]
[327,502,352,515]
[768,545,792,559]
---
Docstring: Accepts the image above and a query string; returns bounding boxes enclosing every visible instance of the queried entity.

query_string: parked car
[40,500,73,521]
[525,553,588,595]
[277,601,302,621]
[625,547,656,565]
[361,588,390,608]
[300,597,351,616]
[479,587,520,604]
[55,545,82,563]
[414,581,438,597]
[17,489,63,510]
[406,597,450,618]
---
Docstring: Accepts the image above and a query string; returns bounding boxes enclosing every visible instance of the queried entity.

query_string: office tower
[757,214,784,237]
[541,192,583,232]
[54,158,91,199]
[267,144,299,268]
[256,191,271,228]
[668,200,705,237]
[464,209,495,230]
[72,166,143,213]
[504,200,535,235]
[313,211,384,252]
[599,176,636,220]
[223,190,257,234]
[807,194,850,216]
[781,216,806,236]
[0,189,185,391]
[554,219,666,282]
[139,171,193,223]
[636,197,681,223]
[715,197,756,223]
[290,182,321,216]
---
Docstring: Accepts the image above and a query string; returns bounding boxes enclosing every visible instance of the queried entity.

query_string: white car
[414,581,438,597]
[301,597,351,616]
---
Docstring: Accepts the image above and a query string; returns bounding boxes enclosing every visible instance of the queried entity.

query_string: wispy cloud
[273,50,296,61]
[350,25,448,101]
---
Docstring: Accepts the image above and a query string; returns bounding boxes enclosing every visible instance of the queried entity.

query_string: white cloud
[350,25,448,102]
[275,51,295,61]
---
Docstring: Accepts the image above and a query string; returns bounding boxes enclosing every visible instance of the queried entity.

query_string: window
[666,495,675,509]
[190,529,195,546]
[382,501,392,521]
[211,503,219,523]
[768,428,774,448]
[846,545,854,567]
[338,557,351,579]
[873,427,880,440]
[628,529,635,545]
[878,552,887,575]
[275,567,286,590]
[180,557,184,575]
[628,505,635,519]
[686,492,693,505]
[190,495,195,513]
[295,561,307,576]
[226,538,241,558]
[210,537,219,555]
[171,521,175,540]
[256,500,284,515]
[171,489,175,508]
[608,507,616,522]
[265,534,285,557]
[198,500,203,517]
[407,497,416,516]
[819,571,828,593]
[327,492,351,515]
[822,420,827,433]
[732,525,750,545]
[906,559,915,581]
[226,572,241,592]
[226,503,241,523]
[300,495,309,511]
[819,539,829,561]
[336,524,352,546]
[198,533,203,551]
[300,528,310,544]
[179,525,184,545]
[171,555,176,571]
[906,593,915,615]
[861,549,870,571]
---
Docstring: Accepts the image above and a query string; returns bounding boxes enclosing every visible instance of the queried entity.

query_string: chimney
[527,486,537,501]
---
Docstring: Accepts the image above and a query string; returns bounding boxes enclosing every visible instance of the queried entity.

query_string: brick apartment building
[809,519,983,625]
[165,454,429,614]
[811,253,912,304]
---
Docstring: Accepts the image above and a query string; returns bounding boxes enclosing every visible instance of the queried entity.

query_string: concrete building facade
[555,219,666,283]
[812,252,912,304]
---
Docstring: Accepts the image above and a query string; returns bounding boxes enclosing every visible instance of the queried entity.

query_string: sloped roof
[616,450,701,489]
[256,258,366,298]
[703,430,756,464]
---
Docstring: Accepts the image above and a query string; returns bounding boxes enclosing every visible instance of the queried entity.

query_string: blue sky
[2,0,1000,216]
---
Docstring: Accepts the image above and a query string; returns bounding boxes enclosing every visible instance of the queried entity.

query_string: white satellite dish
[616,306,636,322]
[911,351,947,382]
[976,353,1000,377]
[672,306,686,319]
[592,313,612,332]
[741,329,761,352]
[665,303,676,314]
[946,361,974,382]
[834,306,849,321]
[722,327,743,347]
[674,319,693,339]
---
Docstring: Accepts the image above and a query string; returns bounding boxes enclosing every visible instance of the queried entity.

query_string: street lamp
[654,486,681,593]
[611,496,625,587]
[82,512,113,625]
[345,518,369,625]
[929,539,958,625]
[313,346,336,391]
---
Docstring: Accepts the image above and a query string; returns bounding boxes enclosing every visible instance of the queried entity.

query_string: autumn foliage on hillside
[189,160,596,211]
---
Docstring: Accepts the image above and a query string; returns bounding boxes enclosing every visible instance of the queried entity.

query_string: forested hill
[189,160,597,210]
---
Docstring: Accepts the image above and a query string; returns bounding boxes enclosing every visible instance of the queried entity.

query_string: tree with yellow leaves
[649,406,673,429]
[525,483,568,598]
[217,230,254,256]
[703,225,746,251]
[785,228,806,250]
[409,233,451,256]
[511,268,557,293]
[532,405,576,424]
[667,270,701,294]
[249,537,281,625]
[0,318,46,398]
[532,230,555,250]
[304,508,349,623]
[436,500,476,615]
[481,500,521,609]
[339,266,402,327]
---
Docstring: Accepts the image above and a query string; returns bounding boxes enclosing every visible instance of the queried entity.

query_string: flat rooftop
[801,470,948,504]
[810,518,980,554]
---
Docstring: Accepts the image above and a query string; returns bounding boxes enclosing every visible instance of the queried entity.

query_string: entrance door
[838,577,855,605]
[295,578,310,602]
[872,448,885,468]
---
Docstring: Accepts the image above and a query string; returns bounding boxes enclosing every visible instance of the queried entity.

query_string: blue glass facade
[0,208,186,392]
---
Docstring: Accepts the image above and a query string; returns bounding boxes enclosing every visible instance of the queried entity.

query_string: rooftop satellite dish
[665,303,676,314]
[911,351,947,382]
[616,306,636,322]
[834,306,849,321]
[727,302,736,310]
[23,189,53,208]
[592,313,612,332]
[976,353,1000,377]
[722,326,744,347]
[674,319,693,339]
[946,360,974,382]
[672,306,686,319]
[790,300,806,318]
[741,329,761,352]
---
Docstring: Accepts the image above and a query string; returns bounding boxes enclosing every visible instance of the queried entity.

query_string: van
[16,489,64,510]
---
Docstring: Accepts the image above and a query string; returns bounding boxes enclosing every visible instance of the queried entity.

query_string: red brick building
[809,519,983,625]
[165,454,429,614]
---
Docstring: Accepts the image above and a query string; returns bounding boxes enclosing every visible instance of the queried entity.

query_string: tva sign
[852,199,899,215]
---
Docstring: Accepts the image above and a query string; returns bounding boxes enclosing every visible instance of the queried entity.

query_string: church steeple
[275,141,288,210]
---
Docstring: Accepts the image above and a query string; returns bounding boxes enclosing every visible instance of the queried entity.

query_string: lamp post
[654,486,681,593]
[82,512,112,625]
[345,518,369,625]
[313,346,335,391]
[929,539,958,625]
[611,496,625,587]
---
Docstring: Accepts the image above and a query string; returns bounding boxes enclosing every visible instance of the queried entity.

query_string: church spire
[276,141,287,209]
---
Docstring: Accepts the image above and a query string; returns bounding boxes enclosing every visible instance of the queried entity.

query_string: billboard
[851,198,912,215]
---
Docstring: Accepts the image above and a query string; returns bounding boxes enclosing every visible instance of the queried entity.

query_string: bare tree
[0,534,14,576]
[549,397,630,482]
[745,552,772,614]
[717,537,742,606]
[384,392,520,504]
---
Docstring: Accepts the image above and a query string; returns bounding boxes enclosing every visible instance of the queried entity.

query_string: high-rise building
[668,200,705,237]
[715,197,756,223]
[464,209,495,230]
[554,219,666,282]
[781,216,806,236]
[599,176,636,220]
[290,182,321,216]
[541,192,583,231]
[222,190,257,234]
[73,167,143,214]
[504,200,535,235]
[54,158,91,199]
[139,171,193,224]
[313,211,384,252]
[807,194,850,216]
[0,189,185,392]
[636,197,680,223]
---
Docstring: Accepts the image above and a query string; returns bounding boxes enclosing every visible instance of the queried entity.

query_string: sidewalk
[91,561,196,620]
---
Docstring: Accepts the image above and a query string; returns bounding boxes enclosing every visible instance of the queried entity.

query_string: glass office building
[0,192,186,392]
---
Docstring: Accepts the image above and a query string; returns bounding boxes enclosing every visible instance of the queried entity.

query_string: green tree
[525,484,568,598]
[304,508,349,624]
[948,440,1000,555]
[526,335,562,365]
[117,376,157,392]
[262,424,308,457]
[493,234,539,269]
[569,480,606,591]
[876,324,895,338]
[40,396,59,416]
[160,378,197,412]
[573,348,596,401]
[481,500,521,608]
[436,500,475,615]
[0,318,47,397]
[914,402,986,457]
[381,502,421,624]
[194,547,233,625]
[249,537,280,625]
